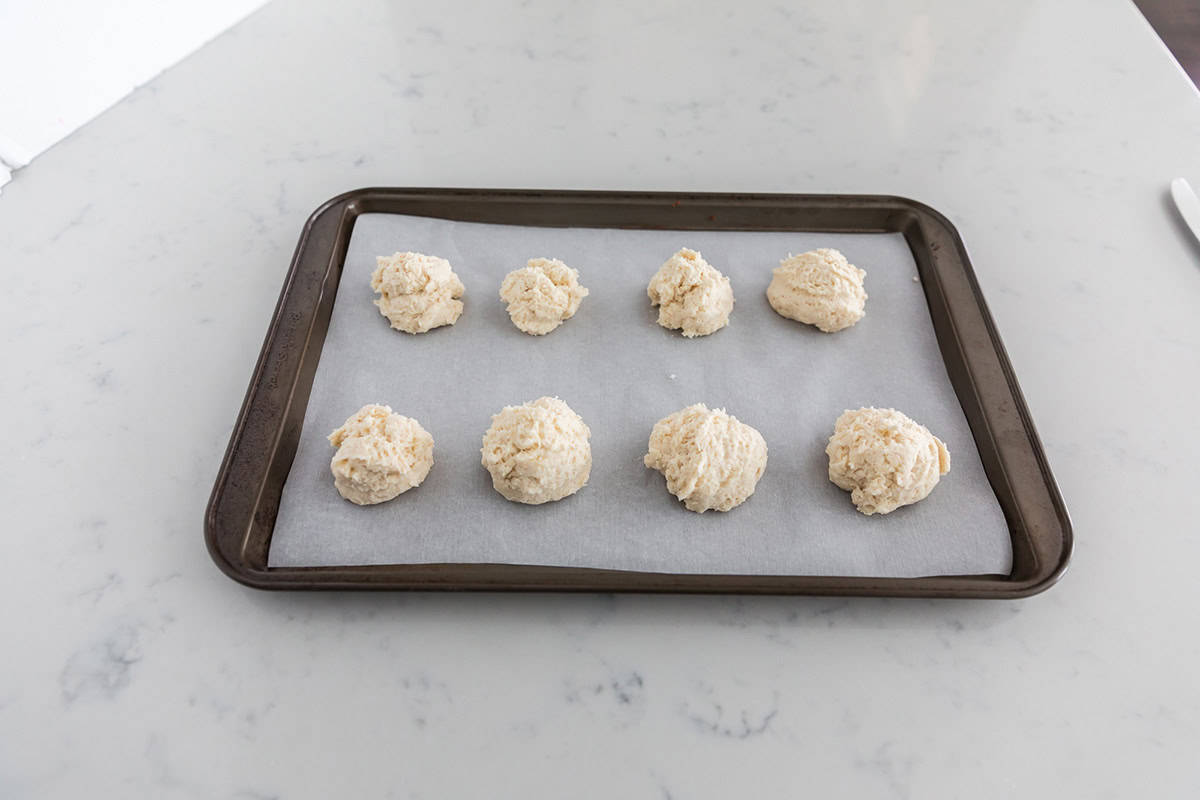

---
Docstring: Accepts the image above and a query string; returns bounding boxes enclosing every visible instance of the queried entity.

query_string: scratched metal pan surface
[204,188,1072,597]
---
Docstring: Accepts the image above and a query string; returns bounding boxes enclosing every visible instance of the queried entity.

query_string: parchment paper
[269,214,1012,577]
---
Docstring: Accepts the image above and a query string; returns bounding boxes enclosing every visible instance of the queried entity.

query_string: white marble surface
[2,0,1199,796]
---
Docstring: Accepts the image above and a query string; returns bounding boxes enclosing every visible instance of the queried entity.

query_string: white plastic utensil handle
[1170,178,1200,245]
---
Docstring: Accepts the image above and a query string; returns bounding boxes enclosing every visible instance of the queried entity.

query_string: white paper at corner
[0,0,267,172]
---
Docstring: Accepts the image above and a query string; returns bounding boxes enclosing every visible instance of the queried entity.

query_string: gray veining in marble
[1,0,1199,796]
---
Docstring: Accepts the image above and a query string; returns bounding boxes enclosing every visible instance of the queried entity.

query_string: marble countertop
[3,0,1199,796]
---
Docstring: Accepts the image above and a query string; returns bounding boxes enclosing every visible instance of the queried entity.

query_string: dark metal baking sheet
[205,188,1072,597]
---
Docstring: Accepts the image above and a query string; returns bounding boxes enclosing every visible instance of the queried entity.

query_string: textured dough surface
[767,248,867,333]
[499,257,589,335]
[644,404,768,513]
[826,407,951,515]
[371,251,465,334]
[647,248,734,337]
[481,396,592,504]
[327,404,435,505]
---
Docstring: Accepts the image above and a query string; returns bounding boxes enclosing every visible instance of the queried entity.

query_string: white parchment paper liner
[269,214,1012,577]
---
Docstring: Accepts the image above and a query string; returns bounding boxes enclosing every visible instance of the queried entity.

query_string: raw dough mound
[327,404,435,505]
[371,251,465,334]
[767,248,867,333]
[481,396,592,504]
[643,403,768,513]
[499,257,589,335]
[826,407,951,515]
[647,248,734,337]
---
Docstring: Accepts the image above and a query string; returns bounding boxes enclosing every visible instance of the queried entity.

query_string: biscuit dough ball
[826,407,951,515]
[767,248,866,333]
[647,248,734,337]
[481,397,592,504]
[327,404,435,505]
[644,404,768,513]
[499,257,589,335]
[371,251,465,334]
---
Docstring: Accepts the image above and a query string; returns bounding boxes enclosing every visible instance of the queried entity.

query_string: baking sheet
[268,214,1012,577]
